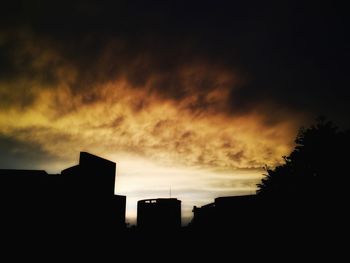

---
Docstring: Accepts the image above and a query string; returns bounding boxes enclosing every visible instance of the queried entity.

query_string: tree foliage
[257,117,349,199]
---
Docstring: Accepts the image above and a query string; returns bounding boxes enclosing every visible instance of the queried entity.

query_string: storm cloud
[1,0,349,222]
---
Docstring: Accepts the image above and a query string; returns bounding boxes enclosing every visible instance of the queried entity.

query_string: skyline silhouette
[2,2,350,228]
[1,1,349,259]
[1,117,348,230]
[0,119,348,260]
[0,151,257,228]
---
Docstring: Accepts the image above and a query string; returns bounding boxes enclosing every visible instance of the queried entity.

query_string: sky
[0,0,349,224]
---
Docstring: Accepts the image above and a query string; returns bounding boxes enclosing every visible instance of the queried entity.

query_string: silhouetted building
[0,152,126,241]
[61,152,126,229]
[191,195,257,230]
[137,198,181,230]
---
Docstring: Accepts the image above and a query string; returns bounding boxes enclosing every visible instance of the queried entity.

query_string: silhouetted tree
[256,118,350,249]
[257,117,349,200]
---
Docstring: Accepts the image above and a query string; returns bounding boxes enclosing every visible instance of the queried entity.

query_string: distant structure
[61,152,126,229]
[191,195,257,229]
[137,198,181,230]
[0,152,126,240]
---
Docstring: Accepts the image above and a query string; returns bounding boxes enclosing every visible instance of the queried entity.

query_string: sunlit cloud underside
[0,36,302,223]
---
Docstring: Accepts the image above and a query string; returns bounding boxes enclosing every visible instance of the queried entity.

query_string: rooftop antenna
[169,186,172,198]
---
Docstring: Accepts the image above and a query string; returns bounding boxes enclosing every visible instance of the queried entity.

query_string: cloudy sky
[0,0,349,224]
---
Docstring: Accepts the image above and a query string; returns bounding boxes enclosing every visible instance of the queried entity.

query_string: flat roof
[138,198,181,203]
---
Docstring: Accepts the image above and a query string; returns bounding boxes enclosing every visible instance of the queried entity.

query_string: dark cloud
[227,151,245,163]
[1,0,349,126]
[96,116,125,129]
[211,178,260,190]
[0,133,63,170]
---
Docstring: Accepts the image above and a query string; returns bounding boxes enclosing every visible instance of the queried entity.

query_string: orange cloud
[0,33,306,223]
[1,78,298,167]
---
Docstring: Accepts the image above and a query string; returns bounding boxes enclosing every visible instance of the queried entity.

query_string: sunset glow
[0,34,306,223]
[6,0,348,223]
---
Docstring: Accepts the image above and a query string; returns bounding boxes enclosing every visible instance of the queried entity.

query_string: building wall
[191,195,257,230]
[137,198,181,230]
[0,152,126,241]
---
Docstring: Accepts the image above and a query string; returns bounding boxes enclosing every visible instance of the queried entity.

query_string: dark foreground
[1,213,344,262]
